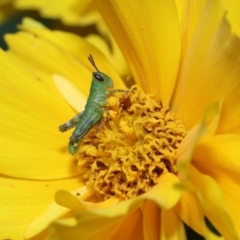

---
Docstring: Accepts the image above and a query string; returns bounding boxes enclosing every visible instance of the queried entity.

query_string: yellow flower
[1,1,240,240]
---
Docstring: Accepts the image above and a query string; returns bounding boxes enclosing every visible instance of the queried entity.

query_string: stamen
[77,85,186,200]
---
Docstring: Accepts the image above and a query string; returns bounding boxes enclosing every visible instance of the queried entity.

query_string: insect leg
[69,114,101,143]
[68,113,102,154]
[59,111,84,132]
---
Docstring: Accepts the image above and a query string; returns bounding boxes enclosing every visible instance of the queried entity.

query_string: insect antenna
[88,54,100,72]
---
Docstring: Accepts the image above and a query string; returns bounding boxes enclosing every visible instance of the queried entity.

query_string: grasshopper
[59,55,127,155]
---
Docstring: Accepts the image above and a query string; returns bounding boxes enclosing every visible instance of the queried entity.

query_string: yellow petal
[108,208,144,240]
[14,0,47,9]
[93,0,181,102]
[144,173,181,209]
[0,49,79,179]
[18,17,126,88]
[193,134,240,236]
[190,165,239,240]
[48,172,180,239]
[141,200,160,240]
[49,198,143,240]
[161,208,186,240]
[53,75,86,112]
[174,0,185,24]
[0,175,81,239]
[174,182,225,240]
[14,0,100,26]
[55,172,181,212]
[55,189,119,211]
[25,202,69,239]
[221,0,240,37]
[216,82,240,134]
[207,100,222,135]
[177,0,206,61]
[5,31,92,97]
[26,185,88,239]
[174,191,204,236]
[172,1,240,130]
[176,116,208,180]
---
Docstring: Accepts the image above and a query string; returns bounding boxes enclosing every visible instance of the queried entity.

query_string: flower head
[79,86,186,200]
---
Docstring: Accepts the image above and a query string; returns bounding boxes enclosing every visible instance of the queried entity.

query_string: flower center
[77,85,186,200]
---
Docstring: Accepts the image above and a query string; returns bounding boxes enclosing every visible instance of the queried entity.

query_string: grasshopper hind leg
[59,111,84,132]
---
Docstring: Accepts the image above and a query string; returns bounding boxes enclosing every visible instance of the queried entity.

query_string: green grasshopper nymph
[59,55,127,155]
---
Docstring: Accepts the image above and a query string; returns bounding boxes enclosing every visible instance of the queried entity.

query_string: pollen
[77,85,186,200]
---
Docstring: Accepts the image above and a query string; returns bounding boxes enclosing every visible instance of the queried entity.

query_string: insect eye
[94,73,104,82]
